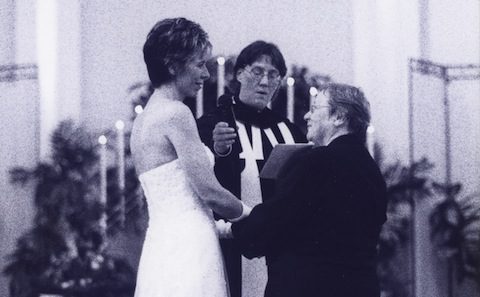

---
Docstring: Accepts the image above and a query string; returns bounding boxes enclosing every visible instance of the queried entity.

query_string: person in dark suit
[231,83,388,297]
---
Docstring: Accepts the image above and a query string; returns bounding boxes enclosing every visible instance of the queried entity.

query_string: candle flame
[217,56,225,65]
[309,87,318,96]
[98,135,107,145]
[134,105,144,114]
[287,77,295,86]
[115,120,125,130]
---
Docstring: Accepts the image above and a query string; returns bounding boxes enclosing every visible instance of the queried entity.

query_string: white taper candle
[115,120,125,226]
[115,120,125,191]
[287,77,295,122]
[367,125,375,158]
[217,56,225,99]
[196,85,204,118]
[309,87,318,109]
[98,135,108,231]
[98,135,107,204]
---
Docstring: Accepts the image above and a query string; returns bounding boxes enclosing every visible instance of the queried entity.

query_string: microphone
[217,95,237,133]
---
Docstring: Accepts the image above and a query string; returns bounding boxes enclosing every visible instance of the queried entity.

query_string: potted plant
[4,121,135,297]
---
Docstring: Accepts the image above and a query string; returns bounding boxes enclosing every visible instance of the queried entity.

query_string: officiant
[197,40,306,297]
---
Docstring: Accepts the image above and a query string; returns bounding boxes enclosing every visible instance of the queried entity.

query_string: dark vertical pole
[442,69,452,186]
[441,67,454,297]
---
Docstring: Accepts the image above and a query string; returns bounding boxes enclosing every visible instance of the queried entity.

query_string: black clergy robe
[197,94,306,297]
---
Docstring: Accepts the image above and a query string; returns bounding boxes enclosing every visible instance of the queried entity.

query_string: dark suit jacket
[231,134,387,297]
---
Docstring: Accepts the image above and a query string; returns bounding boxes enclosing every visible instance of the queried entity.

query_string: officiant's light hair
[143,17,212,88]
[319,83,371,144]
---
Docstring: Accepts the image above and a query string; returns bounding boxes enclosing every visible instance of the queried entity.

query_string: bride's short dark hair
[143,17,211,88]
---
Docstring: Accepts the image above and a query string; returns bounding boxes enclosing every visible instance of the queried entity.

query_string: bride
[130,18,250,297]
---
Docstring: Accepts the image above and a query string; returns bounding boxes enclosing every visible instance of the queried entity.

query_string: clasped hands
[216,203,251,239]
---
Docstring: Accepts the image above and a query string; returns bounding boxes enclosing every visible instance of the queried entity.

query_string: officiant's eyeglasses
[245,66,281,84]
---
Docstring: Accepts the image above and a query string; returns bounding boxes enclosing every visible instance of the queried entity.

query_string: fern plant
[430,183,480,292]
[376,151,434,297]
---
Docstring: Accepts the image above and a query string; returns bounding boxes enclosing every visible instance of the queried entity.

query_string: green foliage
[374,148,480,296]
[430,183,480,285]
[4,120,135,297]
[376,155,433,297]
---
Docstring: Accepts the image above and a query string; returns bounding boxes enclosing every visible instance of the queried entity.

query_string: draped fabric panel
[0,69,40,295]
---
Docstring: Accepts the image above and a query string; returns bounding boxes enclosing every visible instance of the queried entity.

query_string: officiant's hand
[213,122,236,156]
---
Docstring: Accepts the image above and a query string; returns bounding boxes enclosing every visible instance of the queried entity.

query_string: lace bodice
[138,146,215,223]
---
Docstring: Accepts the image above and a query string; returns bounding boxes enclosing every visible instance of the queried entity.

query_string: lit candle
[134,105,144,114]
[196,85,204,119]
[98,135,107,204]
[217,56,225,99]
[115,120,125,226]
[287,77,295,122]
[98,135,107,231]
[309,87,318,108]
[367,125,375,158]
[115,120,125,190]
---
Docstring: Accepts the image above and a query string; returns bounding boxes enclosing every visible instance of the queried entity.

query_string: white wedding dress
[134,147,229,297]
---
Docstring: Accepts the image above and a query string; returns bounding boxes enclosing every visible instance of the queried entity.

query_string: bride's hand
[230,203,252,223]
[215,219,233,239]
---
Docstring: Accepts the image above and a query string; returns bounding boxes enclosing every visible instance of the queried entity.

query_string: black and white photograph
[1,1,479,297]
